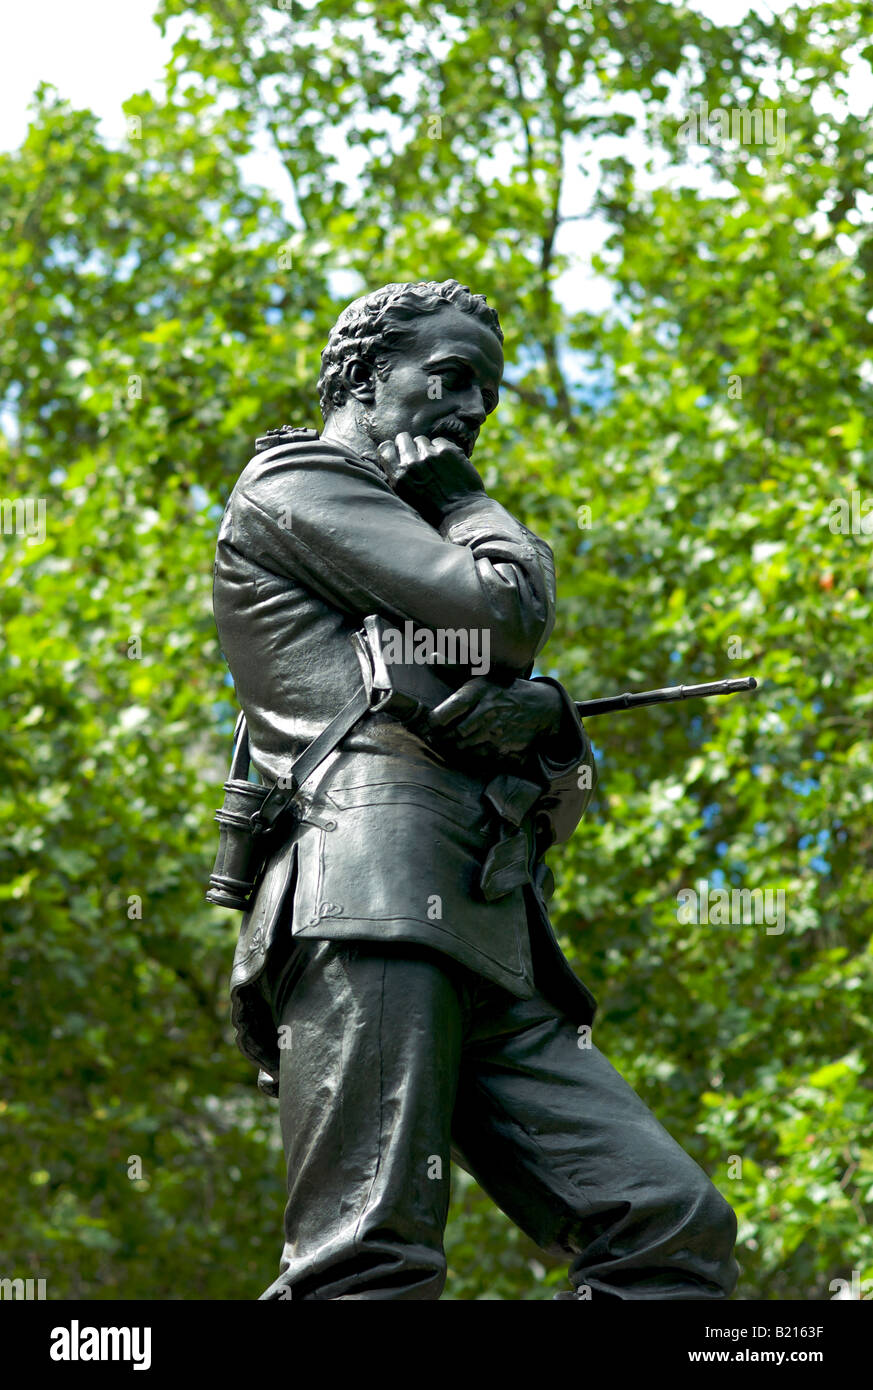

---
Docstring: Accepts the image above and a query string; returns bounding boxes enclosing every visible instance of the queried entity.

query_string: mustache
[362,410,479,460]
[433,417,478,457]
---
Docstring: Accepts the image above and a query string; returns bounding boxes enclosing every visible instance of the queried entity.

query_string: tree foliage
[1,0,871,1299]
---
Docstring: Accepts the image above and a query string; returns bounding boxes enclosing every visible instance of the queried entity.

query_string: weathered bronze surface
[211,280,739,1300]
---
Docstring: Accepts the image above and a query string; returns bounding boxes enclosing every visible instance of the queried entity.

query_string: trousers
[259,936,739,1301]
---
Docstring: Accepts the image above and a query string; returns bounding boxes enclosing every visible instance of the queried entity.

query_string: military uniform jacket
[212,430,598,1078]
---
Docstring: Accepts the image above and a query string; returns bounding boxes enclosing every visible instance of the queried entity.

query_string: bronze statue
[210,279,739,1300]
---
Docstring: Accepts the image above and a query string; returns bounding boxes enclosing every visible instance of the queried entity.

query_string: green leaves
[1,0,872,1300]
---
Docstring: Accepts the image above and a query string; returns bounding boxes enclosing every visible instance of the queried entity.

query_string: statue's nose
[457,389,486,427]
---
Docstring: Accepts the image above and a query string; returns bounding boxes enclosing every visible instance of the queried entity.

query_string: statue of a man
[212,279,738,1301]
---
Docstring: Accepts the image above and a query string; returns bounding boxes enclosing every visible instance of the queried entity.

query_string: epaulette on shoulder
[253,426,320,455]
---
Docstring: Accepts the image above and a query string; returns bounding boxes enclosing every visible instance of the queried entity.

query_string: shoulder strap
[239,680,372,835]
[228,710,250,781]
[253,425,320,458]
[227,604,376,835]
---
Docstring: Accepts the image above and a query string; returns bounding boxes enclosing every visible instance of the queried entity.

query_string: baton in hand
[576,676,757,719]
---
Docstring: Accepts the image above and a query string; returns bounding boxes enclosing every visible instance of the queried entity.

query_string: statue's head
[318,279,504,459]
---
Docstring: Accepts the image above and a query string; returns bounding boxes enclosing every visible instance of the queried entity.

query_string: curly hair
[317,279,503,420]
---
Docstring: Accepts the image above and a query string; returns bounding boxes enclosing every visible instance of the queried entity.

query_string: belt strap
[249,681,372,834]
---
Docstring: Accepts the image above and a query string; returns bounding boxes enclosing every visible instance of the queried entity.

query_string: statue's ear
[341,356,376,403]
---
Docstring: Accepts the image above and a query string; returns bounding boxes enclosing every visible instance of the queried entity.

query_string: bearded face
[355,304,503,463]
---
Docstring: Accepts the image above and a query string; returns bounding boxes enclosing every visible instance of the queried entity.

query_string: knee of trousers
[595,1163,739,1286]
[266,1235,449,1301]
[671,1171,739,1292]
[695,1176,738,1250]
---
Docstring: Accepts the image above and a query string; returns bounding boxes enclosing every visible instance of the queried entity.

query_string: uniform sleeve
[437,495,557,659]
[529,677,598,845]
[226,443,555,672]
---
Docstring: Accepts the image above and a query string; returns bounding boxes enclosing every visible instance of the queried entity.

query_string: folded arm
[225,438,555,672]
[428,674,598,844]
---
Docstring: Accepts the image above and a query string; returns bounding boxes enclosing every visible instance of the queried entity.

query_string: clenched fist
[427,677,563,760]
[377,432,484,523]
